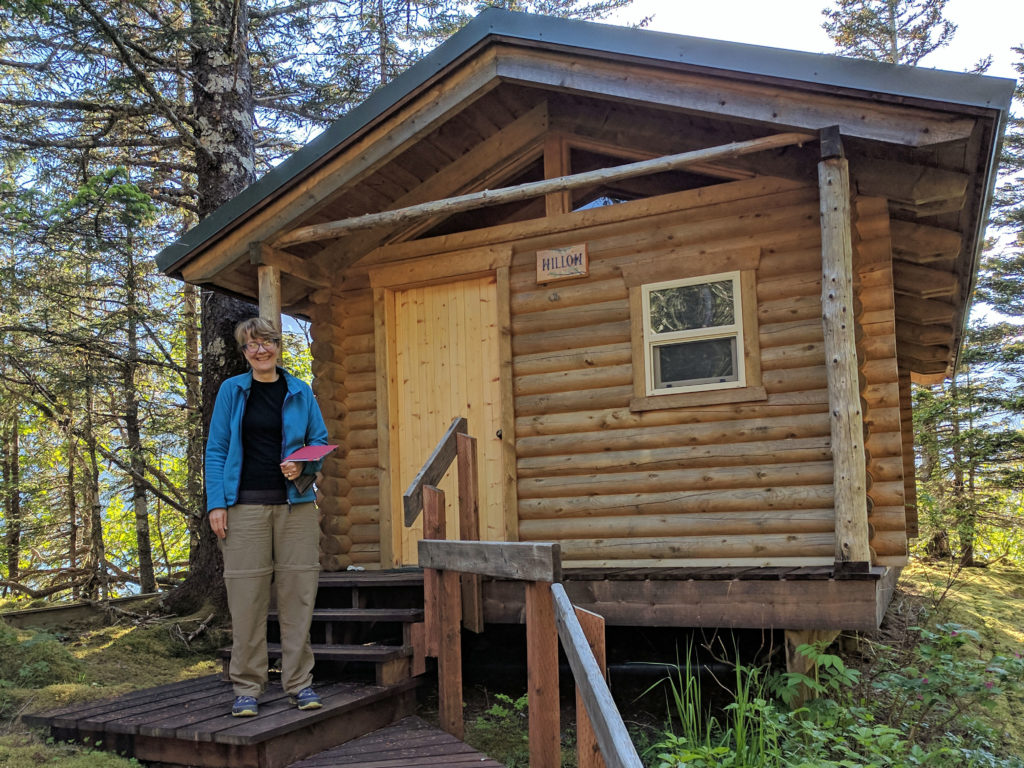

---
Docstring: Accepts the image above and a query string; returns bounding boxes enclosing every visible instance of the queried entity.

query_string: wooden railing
[405,419,642,768]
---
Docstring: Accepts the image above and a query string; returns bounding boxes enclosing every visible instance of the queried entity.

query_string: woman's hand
[209,508,228,539]
[281,460,304,482]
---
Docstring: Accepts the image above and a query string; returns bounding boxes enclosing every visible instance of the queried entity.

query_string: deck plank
[287,716,504,768]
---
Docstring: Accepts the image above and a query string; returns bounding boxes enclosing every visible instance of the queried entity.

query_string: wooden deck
[24,674,418,768]
[286,716,504,767]
[484,565,900,631]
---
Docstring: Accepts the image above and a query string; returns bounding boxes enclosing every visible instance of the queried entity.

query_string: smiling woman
[204,316,329,717]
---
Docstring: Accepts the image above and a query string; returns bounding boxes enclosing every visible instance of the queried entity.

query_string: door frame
[369,245,517,567]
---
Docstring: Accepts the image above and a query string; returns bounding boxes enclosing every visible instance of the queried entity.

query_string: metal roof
[155,7,1016,275]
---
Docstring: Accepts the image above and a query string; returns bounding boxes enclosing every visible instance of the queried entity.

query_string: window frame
[622,247,766,412]
[641,272,746,396]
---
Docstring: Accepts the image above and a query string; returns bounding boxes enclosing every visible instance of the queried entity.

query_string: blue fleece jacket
[205,368,329,512]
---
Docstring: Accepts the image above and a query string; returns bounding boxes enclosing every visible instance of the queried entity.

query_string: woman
[205,317,329,717]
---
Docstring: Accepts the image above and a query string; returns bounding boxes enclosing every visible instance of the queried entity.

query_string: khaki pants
[220,502,320,698]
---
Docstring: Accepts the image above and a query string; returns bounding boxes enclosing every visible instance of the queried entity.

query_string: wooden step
[219,643,411,664]
[317,569,423,588]
[24,674,418,768]
[286,715,505,767]
[270,608,425,623]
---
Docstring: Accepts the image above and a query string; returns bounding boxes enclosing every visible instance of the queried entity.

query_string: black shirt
[238,375,288,503]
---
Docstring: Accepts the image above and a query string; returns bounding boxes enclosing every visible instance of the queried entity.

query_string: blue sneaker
[232,695,258,717]
[290,686,322,710]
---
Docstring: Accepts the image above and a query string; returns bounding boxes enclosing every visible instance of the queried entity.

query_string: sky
[607,0,1022,82]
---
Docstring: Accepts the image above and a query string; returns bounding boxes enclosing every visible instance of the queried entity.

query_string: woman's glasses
[243,339,280,353]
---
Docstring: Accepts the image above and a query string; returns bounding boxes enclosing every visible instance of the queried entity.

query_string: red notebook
[282,444,338,462]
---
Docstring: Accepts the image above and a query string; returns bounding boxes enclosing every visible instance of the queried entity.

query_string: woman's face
[242,335,279,379]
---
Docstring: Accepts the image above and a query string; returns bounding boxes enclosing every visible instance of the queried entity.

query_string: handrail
[402,416,467,525]
[418,537,642,768]
[552,583,643,768]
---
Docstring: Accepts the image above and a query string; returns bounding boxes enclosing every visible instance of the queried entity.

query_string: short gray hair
[234,317,280,348]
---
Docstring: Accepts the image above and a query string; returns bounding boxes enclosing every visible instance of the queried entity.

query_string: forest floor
[0,560,1021,767]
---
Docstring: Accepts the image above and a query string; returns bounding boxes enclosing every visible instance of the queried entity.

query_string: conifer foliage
[822,0,956,64]
[0,0,631,606]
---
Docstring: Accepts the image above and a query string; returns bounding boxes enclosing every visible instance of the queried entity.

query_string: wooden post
[526,581,560,768]
[457,433,484,632]
[423,485,445,658]
[256,260,282,363]
[575,607,608,768]
[438,567,464,738]
[818,127,871,567]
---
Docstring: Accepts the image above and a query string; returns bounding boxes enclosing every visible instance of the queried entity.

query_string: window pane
[655,337,737,388]
[649,280,734,334]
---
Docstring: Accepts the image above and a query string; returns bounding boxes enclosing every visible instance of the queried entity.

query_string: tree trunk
[67,429,79,599]
[165,0,258,614]
[3,411,21,592]
[83,366,107,601]
[124,248,157,593]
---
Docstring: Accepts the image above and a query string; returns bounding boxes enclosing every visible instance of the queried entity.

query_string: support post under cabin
[818,127,871,569]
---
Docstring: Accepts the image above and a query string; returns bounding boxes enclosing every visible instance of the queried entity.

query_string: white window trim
[641,271,746,397]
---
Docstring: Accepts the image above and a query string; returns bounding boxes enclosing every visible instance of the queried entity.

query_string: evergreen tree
[822,0,956,64]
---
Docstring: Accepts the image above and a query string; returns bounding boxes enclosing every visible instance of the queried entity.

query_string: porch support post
[252,242,282,335]
[818,127,871,568]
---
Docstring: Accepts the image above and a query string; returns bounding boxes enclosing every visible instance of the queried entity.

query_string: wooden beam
[895,321,953,347]
[526,581,559,768]
[893,261,959,299]
[457,433,485,633]
[889,220,962,264]
[256,257,282,362]
[423,485,445,659]
[818,136,871,566]
[494,46,976,147]
[438,567,464,738]
[402,416,468,526]
[574,606,608,768]
[251,242,332,289]
[853,158,969,207]
[179,48,504,283]
[417,540,562,582]
[274,132,814,247]
[552,585,642,768]
[893,295,956,325]
[338,101,551,260]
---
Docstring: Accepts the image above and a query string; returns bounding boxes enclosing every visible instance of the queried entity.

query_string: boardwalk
[287,716,504,768]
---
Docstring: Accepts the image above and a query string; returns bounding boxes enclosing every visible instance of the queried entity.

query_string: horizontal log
[890,220,961,263]
[893,262,958,300]
[344,371,376,393]
[520,508,836,540]
[870,529,908,557]
[279,132,815,247]
[867,480,905,507]
[346,410,377,431]
[760,341,825,371]
[758,319,822,349]
[514,363,632,398]
[512,320,631,357]
[349,505,381,525]
[516,436,833,477]
[763,365,828,394]
[758,246,821,277]
[758,294,821,324]
[512,300,629,336]
[321,515,352,536]
[518,485,835,520]
[549,533,834,561]
[516,385,633,417]
[320,553,354,571]
[893,295,956,325]
[512,277,627,315]
[342,352,376,374]
[513,343,632,378]
[349,524,380,544]
[518,461,836,500]
[895,321,953,347]
[515,394,829,437]
[757,271,821,303]
[516,412,831,458]
[419,540,562,582]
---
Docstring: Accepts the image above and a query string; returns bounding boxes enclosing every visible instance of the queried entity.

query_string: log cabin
[157,9,1015,650]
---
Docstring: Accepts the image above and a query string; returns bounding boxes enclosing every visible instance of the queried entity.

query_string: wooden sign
[537,243,588,283]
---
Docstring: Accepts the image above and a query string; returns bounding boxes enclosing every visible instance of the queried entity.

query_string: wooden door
[388,275,503,565]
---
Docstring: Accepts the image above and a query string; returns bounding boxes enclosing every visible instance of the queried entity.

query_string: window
[642,273,745,395]
[622,247,765,412]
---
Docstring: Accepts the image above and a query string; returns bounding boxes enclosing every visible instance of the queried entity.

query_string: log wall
[311,177,909,569]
